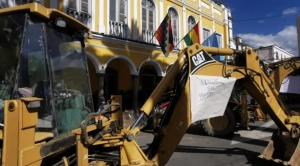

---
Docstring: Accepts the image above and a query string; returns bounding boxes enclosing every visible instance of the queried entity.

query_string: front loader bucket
[259,130,300,165]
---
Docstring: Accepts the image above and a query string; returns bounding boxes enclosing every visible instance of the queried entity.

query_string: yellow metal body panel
[2,100,19,166]
[2,98,47,166]
[20,100,38,129]
[0,2,89,33]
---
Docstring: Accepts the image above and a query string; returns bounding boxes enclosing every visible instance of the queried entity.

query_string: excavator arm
[77,44,300,166]
[268,57,300,91]
[145,44,300,165]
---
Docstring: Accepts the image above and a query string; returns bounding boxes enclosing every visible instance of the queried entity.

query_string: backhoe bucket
[259,130,300,165]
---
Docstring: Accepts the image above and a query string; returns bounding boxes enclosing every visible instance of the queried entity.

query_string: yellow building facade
[1,0,234,110]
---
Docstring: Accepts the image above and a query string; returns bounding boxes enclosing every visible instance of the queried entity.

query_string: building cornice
[90,32,179,57]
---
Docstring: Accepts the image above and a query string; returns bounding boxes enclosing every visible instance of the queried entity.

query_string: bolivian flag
[183,22,200,46]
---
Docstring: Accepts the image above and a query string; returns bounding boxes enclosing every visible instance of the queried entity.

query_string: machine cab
[0,5,93,136]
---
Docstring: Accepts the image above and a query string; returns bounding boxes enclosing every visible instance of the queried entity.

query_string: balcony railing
[142,29,155,44]
[109,20,127,38]
[173,36,179,49]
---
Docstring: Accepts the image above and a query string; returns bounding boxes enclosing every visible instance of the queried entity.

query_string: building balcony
[141,29,155,44]
[109,20,127,38]
[173,36,179,49]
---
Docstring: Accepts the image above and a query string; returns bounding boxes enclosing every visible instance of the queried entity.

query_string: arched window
[168,7,179,48]
[187,16,196,31]
[142,0,155,43]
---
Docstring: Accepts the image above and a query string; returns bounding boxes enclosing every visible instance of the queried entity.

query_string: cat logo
[190,50,215,74]
[192,51,205,66]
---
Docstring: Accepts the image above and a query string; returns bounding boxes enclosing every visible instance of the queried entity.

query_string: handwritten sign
[190,75,236,123]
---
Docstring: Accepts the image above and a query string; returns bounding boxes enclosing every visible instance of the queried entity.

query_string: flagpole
[174,37,185,48]
[150,13,171,43]
[150,31,156,43]
[175,21,200,48]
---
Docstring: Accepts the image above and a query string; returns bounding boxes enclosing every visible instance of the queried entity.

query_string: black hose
[81,103,119,146]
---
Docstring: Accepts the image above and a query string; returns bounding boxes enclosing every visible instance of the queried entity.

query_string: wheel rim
[208,115,229,131]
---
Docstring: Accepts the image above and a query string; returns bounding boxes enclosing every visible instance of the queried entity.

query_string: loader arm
[143,44,300,165]
[78,44,300,166]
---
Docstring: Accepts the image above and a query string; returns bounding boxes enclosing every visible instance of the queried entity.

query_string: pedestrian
[98,97,106,111]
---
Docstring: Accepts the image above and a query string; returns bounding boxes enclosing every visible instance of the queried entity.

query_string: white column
[127,0,131,38]
[199,1,203,43]
[183,6,186,34]
[106,0,109,33]
[182,6,186,49]
[223,7,229,48]
[133,0,138,39]
[211,2,215,33]
[91,0,95,31]
[160,0,164,22]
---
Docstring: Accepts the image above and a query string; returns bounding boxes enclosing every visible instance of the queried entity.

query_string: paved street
[136,120,283,166]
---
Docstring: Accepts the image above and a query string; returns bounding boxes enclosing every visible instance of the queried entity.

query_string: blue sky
[221,0,300,56]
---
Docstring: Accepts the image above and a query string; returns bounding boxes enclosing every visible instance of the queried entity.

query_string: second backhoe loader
[200,55,300,137]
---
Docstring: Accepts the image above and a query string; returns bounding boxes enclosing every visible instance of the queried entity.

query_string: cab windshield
[0,13,24,120]
[46,27,93,135]
[0,12,93,136]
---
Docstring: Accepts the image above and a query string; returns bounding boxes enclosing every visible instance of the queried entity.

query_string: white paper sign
[190,75,236,123]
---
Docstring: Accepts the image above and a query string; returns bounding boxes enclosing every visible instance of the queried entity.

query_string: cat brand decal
[190,50,215,74]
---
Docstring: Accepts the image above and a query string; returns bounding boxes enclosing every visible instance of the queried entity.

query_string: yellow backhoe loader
[1,2,300,166]
[75,44,300,165]
[0,3,93,165]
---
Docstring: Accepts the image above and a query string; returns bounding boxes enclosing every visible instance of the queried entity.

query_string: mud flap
[259,129,300,165]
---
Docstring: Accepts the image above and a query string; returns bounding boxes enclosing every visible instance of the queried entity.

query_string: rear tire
[200,106,236,137]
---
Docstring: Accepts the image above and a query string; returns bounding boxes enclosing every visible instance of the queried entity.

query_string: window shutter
[149,10,154,31]
[119,0,126,23]
[142,8,147,29]
[173,18,178,37]
[68,0,77,10]
[203,29,210,41]
[216,34,221,46]
[110,0,116,21]
[81,0,89,14]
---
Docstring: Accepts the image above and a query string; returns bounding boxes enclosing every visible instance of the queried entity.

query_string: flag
[202,32,219,47]
[155,14,174,57]
[202,32,224,61]
[183,22,200,46]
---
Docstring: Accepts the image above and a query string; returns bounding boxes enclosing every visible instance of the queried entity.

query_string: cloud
[282,7,299,15]
[258,20,264,23]
[237,26,298,56]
